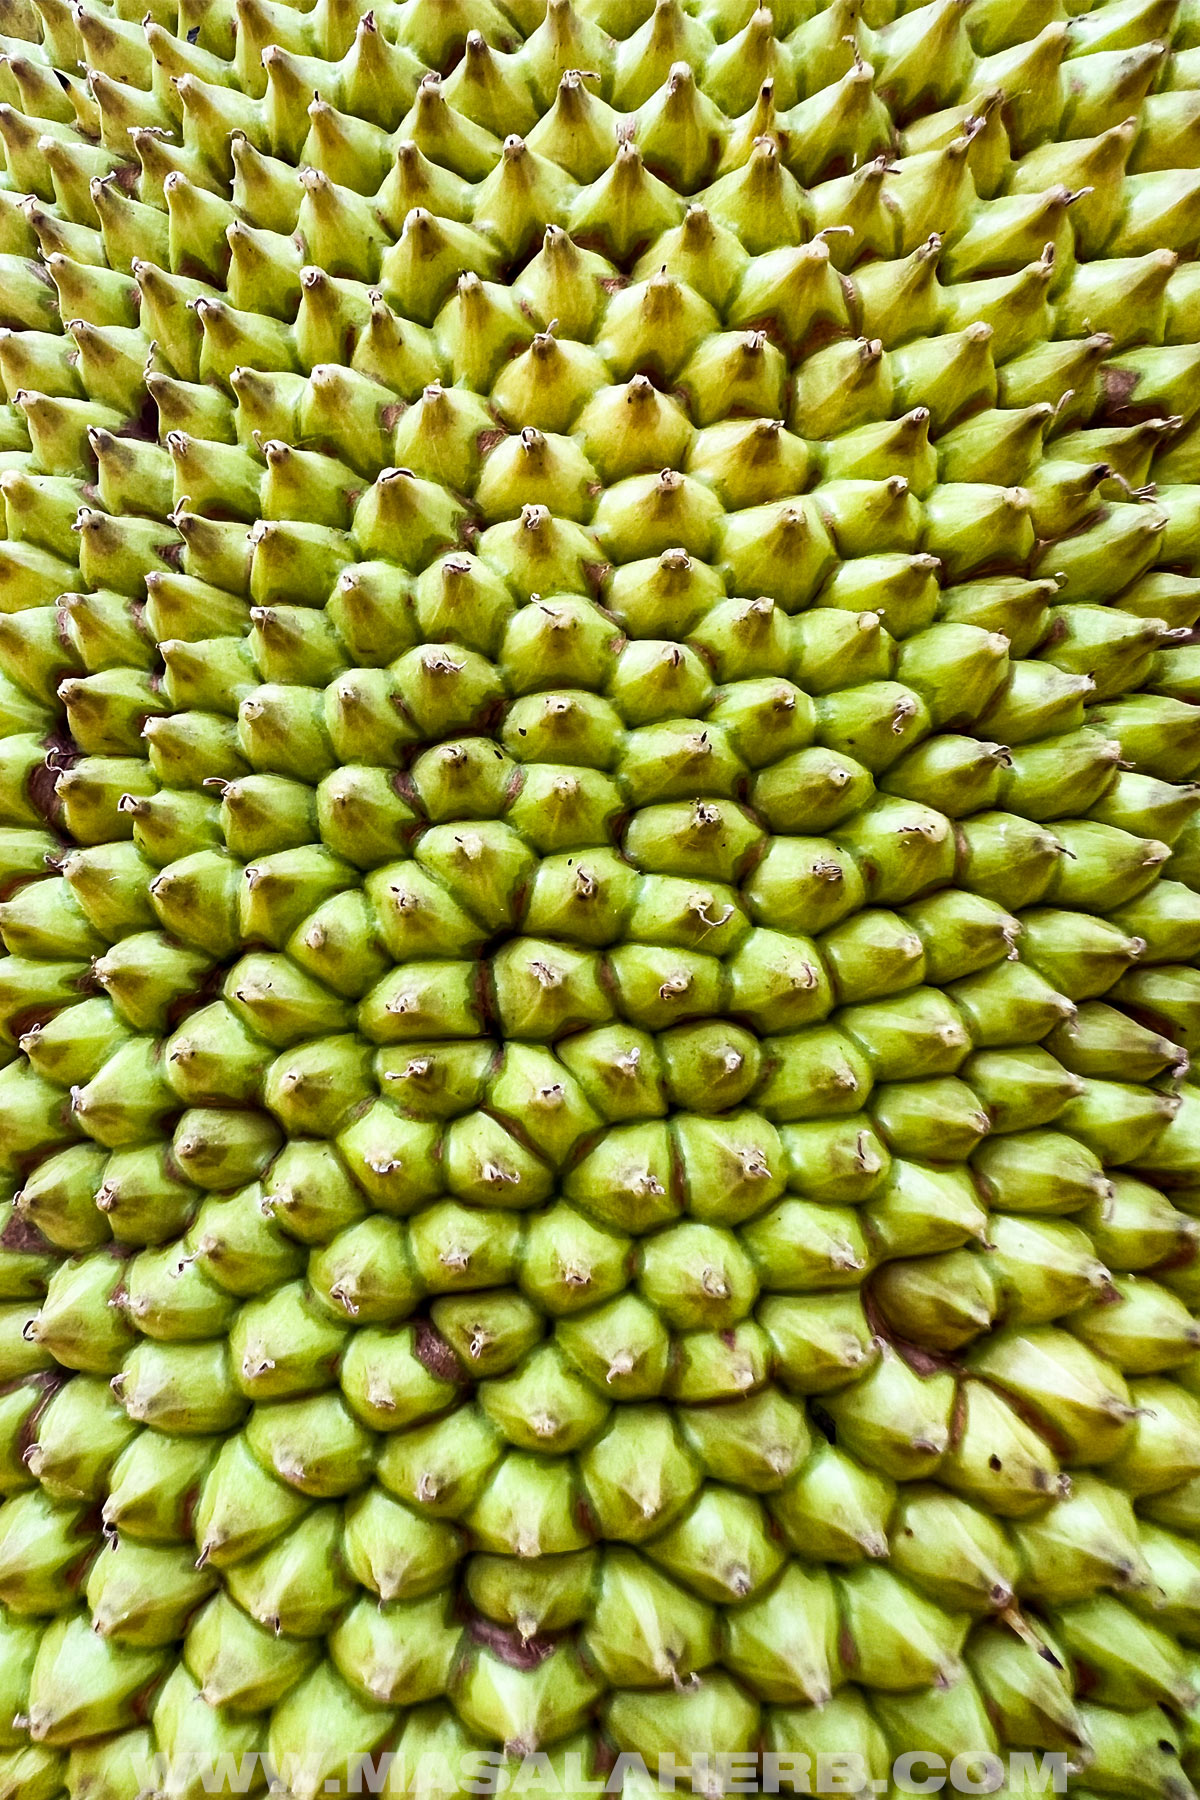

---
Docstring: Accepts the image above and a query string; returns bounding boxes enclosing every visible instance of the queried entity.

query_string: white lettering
[894,1754,946,1795]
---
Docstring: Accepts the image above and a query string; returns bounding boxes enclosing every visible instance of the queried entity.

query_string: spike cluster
[0,0,1199,1795]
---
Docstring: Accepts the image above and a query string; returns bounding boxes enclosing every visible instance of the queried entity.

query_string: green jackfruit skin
[1,0,1200,1793]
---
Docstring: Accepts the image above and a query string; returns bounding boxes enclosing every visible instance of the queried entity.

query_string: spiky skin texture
[2,0,1200,1794]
